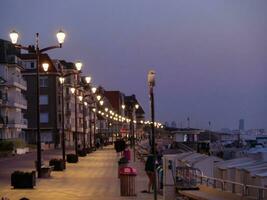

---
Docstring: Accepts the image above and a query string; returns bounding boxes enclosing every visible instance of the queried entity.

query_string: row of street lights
[8,30,163,180]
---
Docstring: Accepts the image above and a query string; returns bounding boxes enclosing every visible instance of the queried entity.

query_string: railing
[176,166,267,200]
[8,118,27,126]
[7,76,27,88]
[197,175,267,199]
[8,96,27,107]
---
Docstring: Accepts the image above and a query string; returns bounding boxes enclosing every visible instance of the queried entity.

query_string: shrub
[67,154,78,163]
[11,170,36,189]
[0,140,14,151]
[49,159,65,171]
[12,138,27,148]
[78,149,87,157]
[0,138,27,152]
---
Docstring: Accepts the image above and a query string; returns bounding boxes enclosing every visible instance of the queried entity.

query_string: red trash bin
[119,167,137,196]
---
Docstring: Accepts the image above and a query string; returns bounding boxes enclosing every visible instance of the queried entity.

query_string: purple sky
[1,0,267,130]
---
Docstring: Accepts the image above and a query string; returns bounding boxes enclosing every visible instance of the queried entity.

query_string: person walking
[142,153,155,193]
[95,137,100,149]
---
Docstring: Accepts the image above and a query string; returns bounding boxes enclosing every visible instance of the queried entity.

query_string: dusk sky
[1,0,267,130]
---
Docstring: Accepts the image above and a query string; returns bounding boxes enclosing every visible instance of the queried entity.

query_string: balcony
[7,76,27,90]
[5,95,27,109]
[7,55,25,68]
[7,118,27,129]
[66,123,72,130]
[65,107,72,116]
[65,94,71,101]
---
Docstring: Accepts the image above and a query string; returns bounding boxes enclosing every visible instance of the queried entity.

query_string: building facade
[0,39,27,140]
[21,53,59,148]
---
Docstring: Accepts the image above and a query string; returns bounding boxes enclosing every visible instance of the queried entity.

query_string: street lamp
[10,29,65,178]
[91,87,97,94]
[96,95,101,101]
[58,76,66,168]
[85,76,92,84]
[42,63,49,72]
[75,61,83,71]
[73,62,82,156]
[147,70,157,200]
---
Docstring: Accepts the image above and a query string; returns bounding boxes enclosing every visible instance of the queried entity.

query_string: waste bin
[120,167,137,196]
[118,157,128,178]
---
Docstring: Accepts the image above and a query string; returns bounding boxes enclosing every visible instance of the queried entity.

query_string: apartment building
[20,53,59,148]
[95,87,114,141]
[104,90,126,137]
[55,60,86,147]
[124,95,145,138]
[0,39,27,140]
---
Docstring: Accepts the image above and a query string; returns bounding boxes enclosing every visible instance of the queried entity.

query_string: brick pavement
[0,146,162,200]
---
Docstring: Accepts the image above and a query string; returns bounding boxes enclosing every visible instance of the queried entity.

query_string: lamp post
[122,102,139,162]
[90,87,97,148]
[80,85,92,150]
[133,103,139,162]
[9,30,66,178]
[59,77,66,167]
[148,70,157,200]
[70,67,92,156]
[60,62,84,158]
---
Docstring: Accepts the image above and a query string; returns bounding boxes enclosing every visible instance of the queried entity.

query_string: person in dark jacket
[143,154,155,193]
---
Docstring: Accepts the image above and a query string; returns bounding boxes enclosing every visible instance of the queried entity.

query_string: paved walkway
[0,146,162,200]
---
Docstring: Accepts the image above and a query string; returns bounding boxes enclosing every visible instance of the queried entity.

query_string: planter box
[91,147,96,151]
[85,147,93,154]
[16,147,30,155]
[49,159,65,171]
[67,154,79,163]
[78,149,87,157]
[40,166,53,178]
[11,171,36,189]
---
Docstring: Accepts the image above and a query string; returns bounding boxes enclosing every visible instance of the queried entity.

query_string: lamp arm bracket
[40,45,61,53]
[14,44,30,51]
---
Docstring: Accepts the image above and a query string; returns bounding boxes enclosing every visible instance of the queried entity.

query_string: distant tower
[239,119,245,131]
[187,117,190,128]
[171,121,177,128]
[164,121,169,127]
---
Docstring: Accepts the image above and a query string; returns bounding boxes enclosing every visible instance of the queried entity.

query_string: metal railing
[196,175,267,200]
[176,166,267,200]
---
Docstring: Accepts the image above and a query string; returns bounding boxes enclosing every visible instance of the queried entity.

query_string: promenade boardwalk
[0,146,162,200]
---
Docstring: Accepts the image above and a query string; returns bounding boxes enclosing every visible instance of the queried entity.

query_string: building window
[39,76,48,87]
[40,112,49,123]
[39,95,48,105]
[30,62,35,69]
[58,96,61,105]
[58,114,61,124]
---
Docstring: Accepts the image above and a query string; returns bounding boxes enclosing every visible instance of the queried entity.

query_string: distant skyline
[1,0,267,130]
